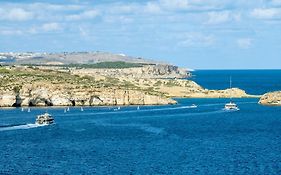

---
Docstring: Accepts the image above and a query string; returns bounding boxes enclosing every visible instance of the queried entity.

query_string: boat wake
[0,123,46,132]
[95,122,165,135]
[61,105,198,117]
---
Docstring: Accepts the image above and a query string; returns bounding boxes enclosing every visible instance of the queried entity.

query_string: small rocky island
[0,52,257,107]
[259,91,281,106]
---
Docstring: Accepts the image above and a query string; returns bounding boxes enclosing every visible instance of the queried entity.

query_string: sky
[0,0,280,69]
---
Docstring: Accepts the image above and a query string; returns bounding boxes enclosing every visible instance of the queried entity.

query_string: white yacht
[224,77,239,111]
[224,102,239,111]
[35,113,54,125]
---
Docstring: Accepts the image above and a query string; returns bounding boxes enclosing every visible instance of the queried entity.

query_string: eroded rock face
[71,64,190,79]
[0,91,16,107]
[0,83,176,107]
[259,91,281,106]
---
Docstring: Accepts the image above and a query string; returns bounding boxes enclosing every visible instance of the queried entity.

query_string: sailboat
[137,106,140,110]
[80,107,84,112]
[224,77,239,111]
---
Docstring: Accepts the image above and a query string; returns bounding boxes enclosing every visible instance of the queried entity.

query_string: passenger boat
[35,113,54,125]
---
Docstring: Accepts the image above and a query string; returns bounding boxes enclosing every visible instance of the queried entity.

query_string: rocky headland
[0,64,257,107]
[0,52,259,107]
[259,91,281,106]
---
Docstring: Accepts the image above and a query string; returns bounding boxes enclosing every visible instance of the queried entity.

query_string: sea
[1,70,281,175]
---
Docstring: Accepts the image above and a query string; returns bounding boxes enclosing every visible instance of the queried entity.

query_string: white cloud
[66,10,99,21]
[0,29,23,36]
[271,0,281,5]
[41,23,62,32]
[144,2,162,14]
[0,8,33,21]
[29,22,62,34]
[237,38,252,49]
[251,8,281,19]
[207,11,230,24]
[104,15,133,24]
[206,11,241,25]
[178,32,215,47]
[159,0,189,10]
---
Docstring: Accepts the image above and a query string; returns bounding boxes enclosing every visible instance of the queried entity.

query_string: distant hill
[0,52,163,65]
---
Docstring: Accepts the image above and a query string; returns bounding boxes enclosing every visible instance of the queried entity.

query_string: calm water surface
[189,70,281,95]
[1,70,281,174]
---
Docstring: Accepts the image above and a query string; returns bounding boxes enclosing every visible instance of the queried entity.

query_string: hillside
[0,52,161,65]
[0,66,255,107]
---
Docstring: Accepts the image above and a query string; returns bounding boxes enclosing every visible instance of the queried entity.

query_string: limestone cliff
[0,66,257,108]
[259,91,281,106]
[71,64,190,79]
[0,83,176,107]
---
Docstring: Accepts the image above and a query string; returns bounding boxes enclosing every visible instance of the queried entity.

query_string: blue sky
[0,0,281,69]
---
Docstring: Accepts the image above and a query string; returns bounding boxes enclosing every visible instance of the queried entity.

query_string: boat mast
[230,76,232,101]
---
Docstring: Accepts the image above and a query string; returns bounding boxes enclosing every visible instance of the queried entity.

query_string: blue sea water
[189,70,281,95]
[1,70,281,175]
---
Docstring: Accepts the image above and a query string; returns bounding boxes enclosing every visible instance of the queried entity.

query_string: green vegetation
[0,66,167,99]
[23,61,144,69]
[13,86,21,94]
[67,61,144,69]
[165,80,180,87]
[0,67,10,74]
[154,80,162,86]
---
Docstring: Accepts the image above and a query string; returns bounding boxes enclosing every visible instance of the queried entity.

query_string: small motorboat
[35,113,54,125]
[114,106,121,111]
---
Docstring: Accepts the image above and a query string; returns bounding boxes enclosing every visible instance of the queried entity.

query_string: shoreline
[0,97,262,109]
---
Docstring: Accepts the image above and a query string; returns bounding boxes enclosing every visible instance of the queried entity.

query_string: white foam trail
[96,122,165,135]
[0,123,46,131]
[60,105,197,117]
[200,101,257,107]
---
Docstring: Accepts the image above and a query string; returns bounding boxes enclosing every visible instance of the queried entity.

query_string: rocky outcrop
[71,64,190,79]
[259,91,281,106]
[0,92,16,107]
[134,78,257,98]
[0,83,176,107]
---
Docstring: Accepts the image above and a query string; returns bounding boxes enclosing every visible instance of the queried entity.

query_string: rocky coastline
[259,91,281,106]
[0,65,258,108]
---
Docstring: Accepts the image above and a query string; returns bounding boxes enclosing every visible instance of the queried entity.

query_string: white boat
[35,113,54,125]
[67,107,70,112]
[114,106,121,111]
[81,107,84,112]
[27,108,31,112]
[224,77,239,111]
[224,102,239,111]
[137,106,140,110]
